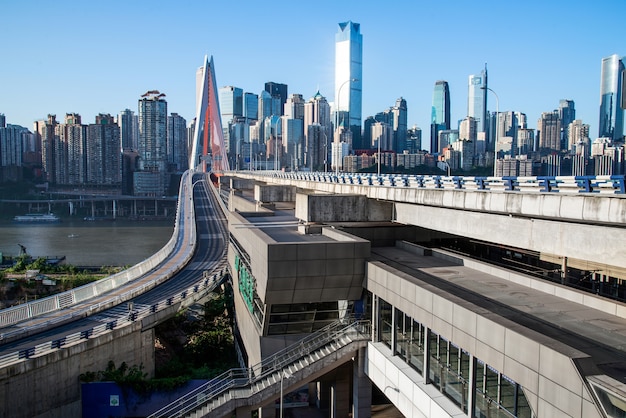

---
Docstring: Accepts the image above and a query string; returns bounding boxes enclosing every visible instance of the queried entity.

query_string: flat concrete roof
[371,246,626,384]
[237,212,331,243]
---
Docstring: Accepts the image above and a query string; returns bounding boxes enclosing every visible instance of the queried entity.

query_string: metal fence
[239,171,626,195]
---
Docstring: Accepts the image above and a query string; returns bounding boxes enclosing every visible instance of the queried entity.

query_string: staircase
[148,318,371,418]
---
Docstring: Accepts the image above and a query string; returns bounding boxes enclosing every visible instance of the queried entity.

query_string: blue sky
[1,0,624,151]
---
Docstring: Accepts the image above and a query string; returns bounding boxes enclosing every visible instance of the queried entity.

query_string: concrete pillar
[317,381,332,415]
[352,347,372,418]
[467,354,477,417]
[334,366,351,417]
[423,327,431,385]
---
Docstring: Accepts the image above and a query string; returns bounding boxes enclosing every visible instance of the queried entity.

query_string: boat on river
[13,213,61,223]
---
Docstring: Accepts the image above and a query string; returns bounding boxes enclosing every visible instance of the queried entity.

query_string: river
[0,219,175,267]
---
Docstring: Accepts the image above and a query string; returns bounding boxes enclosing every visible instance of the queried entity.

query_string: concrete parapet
[254,184,297,203]
[295,193,393,223]
[0,322,154,418]
[230,177,256,190]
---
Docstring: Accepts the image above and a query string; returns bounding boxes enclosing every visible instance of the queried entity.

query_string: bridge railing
[0,170,195,333]
[0,263,228,369]
[235,171,626,195]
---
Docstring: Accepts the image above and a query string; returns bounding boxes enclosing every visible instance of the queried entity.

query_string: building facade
[598,54,625,141]
[136,90,168,196]
[335,21,363,149]
[431,80,451,154]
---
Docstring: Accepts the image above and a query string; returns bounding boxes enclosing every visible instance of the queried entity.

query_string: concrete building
[222,172,626,418]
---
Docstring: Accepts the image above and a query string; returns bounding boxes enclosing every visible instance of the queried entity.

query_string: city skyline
[1,1,625,152]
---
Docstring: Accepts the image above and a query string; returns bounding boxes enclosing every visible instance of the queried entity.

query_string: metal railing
[233,171,626,195]
[0,263,228,368]
[148,318,371,418]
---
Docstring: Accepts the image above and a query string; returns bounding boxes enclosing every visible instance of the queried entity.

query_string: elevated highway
[229,171,626,277]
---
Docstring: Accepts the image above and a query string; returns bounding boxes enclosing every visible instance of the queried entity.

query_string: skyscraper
[559,99,576,150]
[430,80,451,154]
[598,54,625,141]
[219,86,243,158]
[264,82,288,115]
[87,114,121,186]
[118,109,138,151]
[136,90,168,196]
[392,97,407,153]
[63,113,86,185]
[538,111,561,153]
[243,92,258,122]
[304,91,331,171]
[468,65,488,133]
[335,21,363,149]
[167,113,187,172]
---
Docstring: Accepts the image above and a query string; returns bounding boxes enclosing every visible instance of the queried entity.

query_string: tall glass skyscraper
[468,65,488,134]
[598,54,625,141]
[335,21,363,149]
[430,80,450,154]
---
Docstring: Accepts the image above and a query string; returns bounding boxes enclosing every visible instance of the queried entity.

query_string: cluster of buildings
[1,22,625,196]
[0,91,189,196]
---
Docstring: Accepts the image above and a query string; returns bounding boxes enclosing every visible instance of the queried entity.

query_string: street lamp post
[335,78,358,176]
[481,86,499,177]
[377,135,381,177]
[322,130,328,173]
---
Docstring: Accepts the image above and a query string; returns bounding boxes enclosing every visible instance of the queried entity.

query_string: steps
[148,318,370,418]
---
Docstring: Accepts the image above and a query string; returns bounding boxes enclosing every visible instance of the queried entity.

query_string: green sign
[235,255,255,313]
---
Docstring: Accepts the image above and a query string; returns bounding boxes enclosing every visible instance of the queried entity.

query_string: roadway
[0,172,228,357]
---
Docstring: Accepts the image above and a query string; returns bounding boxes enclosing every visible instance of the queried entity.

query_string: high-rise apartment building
[118,109,138,151]
[568,119,590,156]
[35,115,58,183]
[0,122,27,182]
[136,90,168,196]
[430,80,451,154]
[62,113,86,186]
[167,113,188,172]
[335,21,363,149]
[559,99,576,150]
[598,54,625,141]
[87,114,121,186]
[468,65,488,134]
[538,111,561,153]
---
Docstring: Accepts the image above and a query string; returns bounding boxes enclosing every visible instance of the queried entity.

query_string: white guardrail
[235,171,626,195]
[0,264,228,368]
[0,170,195,333]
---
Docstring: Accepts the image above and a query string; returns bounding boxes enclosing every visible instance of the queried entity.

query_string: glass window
[379,298,393,348]
[428,332,445,390]
[395,309,408,359]
[408,320,425,375]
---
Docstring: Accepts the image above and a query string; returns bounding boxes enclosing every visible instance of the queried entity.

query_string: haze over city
[1,0,624,148]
